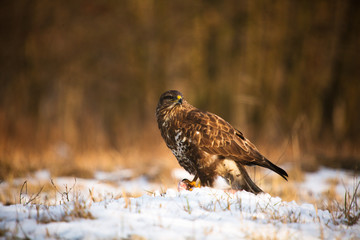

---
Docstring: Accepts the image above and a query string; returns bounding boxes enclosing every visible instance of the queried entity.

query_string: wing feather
[180,109,257,163]
[178,106,288,180]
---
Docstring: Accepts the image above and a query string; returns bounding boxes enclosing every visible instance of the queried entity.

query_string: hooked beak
[176,95,183,104]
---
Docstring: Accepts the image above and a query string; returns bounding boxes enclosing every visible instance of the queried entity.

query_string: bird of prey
[156,90,288,194]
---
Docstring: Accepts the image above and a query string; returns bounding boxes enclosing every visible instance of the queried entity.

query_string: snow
[299,167,359,198]
[0,168,359,239]
[1,188,359,239]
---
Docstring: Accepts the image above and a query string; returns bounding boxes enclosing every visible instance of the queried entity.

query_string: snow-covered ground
[0,168,359,239]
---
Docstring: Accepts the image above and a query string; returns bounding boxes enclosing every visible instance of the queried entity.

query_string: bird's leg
[178,174,200,191]
[189,175,201,188]
[191,175,199,185]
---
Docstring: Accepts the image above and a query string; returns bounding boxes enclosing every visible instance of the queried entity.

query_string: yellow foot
[178,179,200,191]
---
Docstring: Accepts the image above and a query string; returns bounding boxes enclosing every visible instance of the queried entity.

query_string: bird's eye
[163,95,174,101]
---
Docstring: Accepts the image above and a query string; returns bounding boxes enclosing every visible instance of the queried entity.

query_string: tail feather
[245,150,288,181]
[264,158,288,181]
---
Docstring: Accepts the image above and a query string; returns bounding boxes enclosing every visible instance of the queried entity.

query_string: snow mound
[1,187,359,239]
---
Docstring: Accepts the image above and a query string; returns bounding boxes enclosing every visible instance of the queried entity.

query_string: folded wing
[180,109,288,181]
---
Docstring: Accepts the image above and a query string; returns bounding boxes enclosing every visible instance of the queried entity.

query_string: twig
[51,178,77,203]
[19,181,28,204]
[25,185,44,205]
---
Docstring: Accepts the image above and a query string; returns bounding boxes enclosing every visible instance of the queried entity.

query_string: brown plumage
[156,90,288,194]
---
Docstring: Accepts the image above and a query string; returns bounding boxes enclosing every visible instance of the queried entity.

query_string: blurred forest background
[0,0,359,181]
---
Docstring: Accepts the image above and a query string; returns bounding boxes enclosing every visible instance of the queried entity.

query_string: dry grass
[62,196,95,221]
[1,180,97,239]
[0,179,59,206]
[0,133,178,184]
[0,138,359,231]
[0,168,358,240]
[324,180,360,226]
[253,165,360,227]
[0,148,123,180]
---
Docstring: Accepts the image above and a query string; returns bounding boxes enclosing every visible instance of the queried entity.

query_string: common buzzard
[156,90,288,194]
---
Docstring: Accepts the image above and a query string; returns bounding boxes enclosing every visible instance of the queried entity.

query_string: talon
[178,179,200,191]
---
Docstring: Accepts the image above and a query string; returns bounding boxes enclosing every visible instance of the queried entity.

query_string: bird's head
[156,90,183,114]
